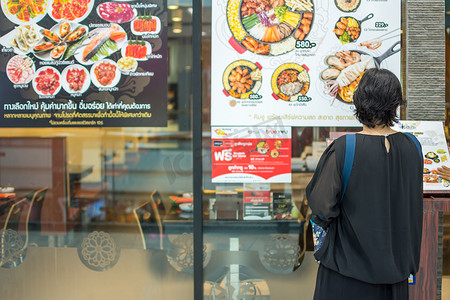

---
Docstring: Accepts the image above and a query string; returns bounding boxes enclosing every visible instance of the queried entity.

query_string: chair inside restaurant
[0,198,28,268]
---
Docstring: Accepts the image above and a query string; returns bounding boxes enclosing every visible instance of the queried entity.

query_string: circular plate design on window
[0,229,27,268]
[259,234,300,274]
[166,233,208,273]
[77,231,120,271]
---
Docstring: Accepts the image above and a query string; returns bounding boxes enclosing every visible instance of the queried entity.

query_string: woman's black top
[306,132,423,284]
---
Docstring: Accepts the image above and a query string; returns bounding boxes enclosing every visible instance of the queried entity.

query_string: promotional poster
[211,0,401,126]
[0,0,167,127]
[211,126,291,183]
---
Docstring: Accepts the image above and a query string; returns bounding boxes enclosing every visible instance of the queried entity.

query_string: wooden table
[410,195,450,300]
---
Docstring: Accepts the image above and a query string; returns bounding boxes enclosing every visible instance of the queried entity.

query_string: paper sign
[392,121,450,191]
[211,127,291,183]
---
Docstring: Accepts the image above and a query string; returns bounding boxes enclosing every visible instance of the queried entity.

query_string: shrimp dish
[320,50,375,103]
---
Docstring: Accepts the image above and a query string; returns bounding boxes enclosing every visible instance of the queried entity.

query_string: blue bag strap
[403,132,422,159]
[340,134,356,203]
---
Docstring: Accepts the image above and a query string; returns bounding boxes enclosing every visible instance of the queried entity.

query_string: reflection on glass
[259,235,300,274]
[204,265,270,299]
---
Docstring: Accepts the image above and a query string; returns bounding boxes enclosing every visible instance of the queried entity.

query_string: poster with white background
[211,0,401,126]
[393,121,450,191]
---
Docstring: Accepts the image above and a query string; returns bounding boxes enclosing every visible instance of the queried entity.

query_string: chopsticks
[359,28,401,49]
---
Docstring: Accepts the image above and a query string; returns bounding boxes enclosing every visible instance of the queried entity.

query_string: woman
[306,68,423,300]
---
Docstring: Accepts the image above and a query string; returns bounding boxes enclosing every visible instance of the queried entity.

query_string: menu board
[211,0,401,127]
[392,121,450,191]
[0,0,167,127]
[211,126,291,183]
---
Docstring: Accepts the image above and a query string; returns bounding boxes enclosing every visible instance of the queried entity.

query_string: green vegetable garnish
[339,31,350,44]
[91,40,118,62]
[64,36,88,60]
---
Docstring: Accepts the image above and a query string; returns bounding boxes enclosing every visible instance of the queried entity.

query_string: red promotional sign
[211,127,291,183]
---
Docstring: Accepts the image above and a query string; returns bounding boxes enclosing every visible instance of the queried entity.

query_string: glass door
[0,0,196,298]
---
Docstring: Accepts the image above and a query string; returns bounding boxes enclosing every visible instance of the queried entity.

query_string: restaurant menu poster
[392,121,450,191]
[0,0,167,127]
[211,0,401,127]
[211,126,291,183]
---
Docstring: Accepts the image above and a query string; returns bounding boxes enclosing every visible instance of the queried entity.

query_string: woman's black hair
[353,68,404,128]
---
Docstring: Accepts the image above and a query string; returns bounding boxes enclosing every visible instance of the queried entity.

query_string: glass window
[0,1,195,298]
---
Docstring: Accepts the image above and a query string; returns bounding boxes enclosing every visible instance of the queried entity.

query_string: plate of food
[6,55,35,84]
[48,0,94,22]
[334,0,360,12]
[131,12,161,35]
[222,59,262,99]
[250,140,270,155]
[74,24,127,65]
[423,174,440,183]
[117,57,138,74]
[33,21,88,61]
[227,0,314,56]
[1,0,47,24]
[32,66,61,96]
[333,13,373,44]
[179,203,193,212]
[0,24,42,55]
[425,152,441,163]
[97,2,137,23]
[321,42,400,104]
[121,39,151,61]
[271,63,310,101]
[90,59,121,88]
[61,64,90,94]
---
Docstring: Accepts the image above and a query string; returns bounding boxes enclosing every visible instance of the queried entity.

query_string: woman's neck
[359,125,397,136]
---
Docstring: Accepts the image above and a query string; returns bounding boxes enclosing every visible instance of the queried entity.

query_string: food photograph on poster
[211,0,401,127]
[0,0,168,127]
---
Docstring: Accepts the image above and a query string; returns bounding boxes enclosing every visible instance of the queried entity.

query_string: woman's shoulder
[324,135,348,163]
[331,134,350,149]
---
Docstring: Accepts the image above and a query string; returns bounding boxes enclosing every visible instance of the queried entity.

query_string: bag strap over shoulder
[403,132,422,159]
[340,134,356,203]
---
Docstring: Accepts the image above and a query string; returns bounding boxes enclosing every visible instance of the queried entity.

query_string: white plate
[75,25,127,65]
[96,3,137,24]
[47,0,94,23]
[130,16,161,36]
[32,66,62,96]
[61,64,90,94]
[179,203,193,212]
[6,55,36,84]
[90,59,121,88]
[1,0,48,25]
[0,187,14,193]
[120,40,152,61]
[117,57,138,74]
[0,25,43,55]
[33,22,88,61]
